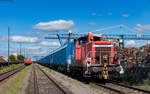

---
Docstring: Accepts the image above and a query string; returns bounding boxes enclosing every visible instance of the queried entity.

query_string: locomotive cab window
[79,37,87,45]
[74,39,77,46]
[93,36,101,41]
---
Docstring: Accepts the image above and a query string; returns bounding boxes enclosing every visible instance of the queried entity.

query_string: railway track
[110,80,150,93]
[33,64,71,94]
[95,80,150,94]
[33,64,39,94]
[0,65,25,82]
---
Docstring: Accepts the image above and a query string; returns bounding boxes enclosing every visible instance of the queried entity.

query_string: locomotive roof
[77,33,102,40]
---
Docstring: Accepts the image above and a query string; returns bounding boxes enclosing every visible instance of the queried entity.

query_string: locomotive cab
[74,32,115,65]
[73,32,124,78]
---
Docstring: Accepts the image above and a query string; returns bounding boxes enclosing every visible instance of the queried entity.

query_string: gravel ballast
[40,65,107,94]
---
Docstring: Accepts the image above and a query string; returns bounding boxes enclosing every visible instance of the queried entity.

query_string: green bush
[9,55,16,61]
[17,55,24,61]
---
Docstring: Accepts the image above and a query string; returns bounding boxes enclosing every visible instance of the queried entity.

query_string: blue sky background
[0,0,150,58]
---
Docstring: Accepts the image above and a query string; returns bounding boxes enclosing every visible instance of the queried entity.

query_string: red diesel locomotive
[70,32,123,79]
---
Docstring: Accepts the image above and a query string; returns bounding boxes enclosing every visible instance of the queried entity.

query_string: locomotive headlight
[86,57,91,67]
[86,57,91,63]
[115,65,124,74]
[119,39,123,43]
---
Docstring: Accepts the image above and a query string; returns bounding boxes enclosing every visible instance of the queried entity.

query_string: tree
[17,55,24,61]
[9,55,16,61]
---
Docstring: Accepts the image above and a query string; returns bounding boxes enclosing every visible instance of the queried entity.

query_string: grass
[89,82,105,93]
[61,75,66,80]
[0,64,24,74]
[89,83,99,89]
[136,80,150,89]
[68,78,73,83]
[139,85,150,89]
[2,65,32,94]
[40,65,56,75]
[122,78,150,89]
[40,65,52,72]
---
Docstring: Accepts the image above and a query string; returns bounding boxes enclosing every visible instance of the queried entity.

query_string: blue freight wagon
[37,42,74,70]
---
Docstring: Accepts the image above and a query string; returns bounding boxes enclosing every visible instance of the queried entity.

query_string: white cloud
[108,12,112,16]
[136,24,150,30]
[122,14,129,18]
[31,52,47,55]
[136,24,143,28]
[125,40,136,47]
[98,14,102,16]
[125,40,150,48]
[141,24,150,30]
[27,50,47,55]
[11,36,39,43]
[88,22,96,26]
[0,36,8,42]
[12,53,17,56]
[92,13,96,16]
[25,46,41,50]
[25,32,32,36]
[133,24,150,32]
[32,20,74,31]
[40,41,60,47]
[0,50,8,57]
[92,13,103,16]
[134,27,144,32]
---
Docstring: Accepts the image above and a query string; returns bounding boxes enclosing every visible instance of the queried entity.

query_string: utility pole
[120,25,124,47]
[17,48,19,55]
[8,26,10,66]
[20,42,22,55]
[24,48,25,58]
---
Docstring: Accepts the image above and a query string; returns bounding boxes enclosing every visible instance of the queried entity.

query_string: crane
[45,25,150,47]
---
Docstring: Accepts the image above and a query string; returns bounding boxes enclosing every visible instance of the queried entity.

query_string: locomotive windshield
[93,36,102,41]
[95,47,111,64]
[79,37,87,45]
[94,45,112,64]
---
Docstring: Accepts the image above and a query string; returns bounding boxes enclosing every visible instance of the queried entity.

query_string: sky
[0,0,150,58]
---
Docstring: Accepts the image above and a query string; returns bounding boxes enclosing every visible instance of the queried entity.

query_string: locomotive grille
[95,47,111,64]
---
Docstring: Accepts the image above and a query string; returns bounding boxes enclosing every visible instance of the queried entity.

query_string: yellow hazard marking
[103,55,108,59]
[129,57,133,60]
[100,63,108,79]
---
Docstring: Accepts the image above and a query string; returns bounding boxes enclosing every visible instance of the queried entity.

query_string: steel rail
[95,83,124,94]
[108,80,150,93]
[36,65,70,94]
[0,65,25,82]
[94,79,150,94]
[33,64,39,94]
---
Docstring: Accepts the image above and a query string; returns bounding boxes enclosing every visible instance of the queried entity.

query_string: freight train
[37,32,124,79]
